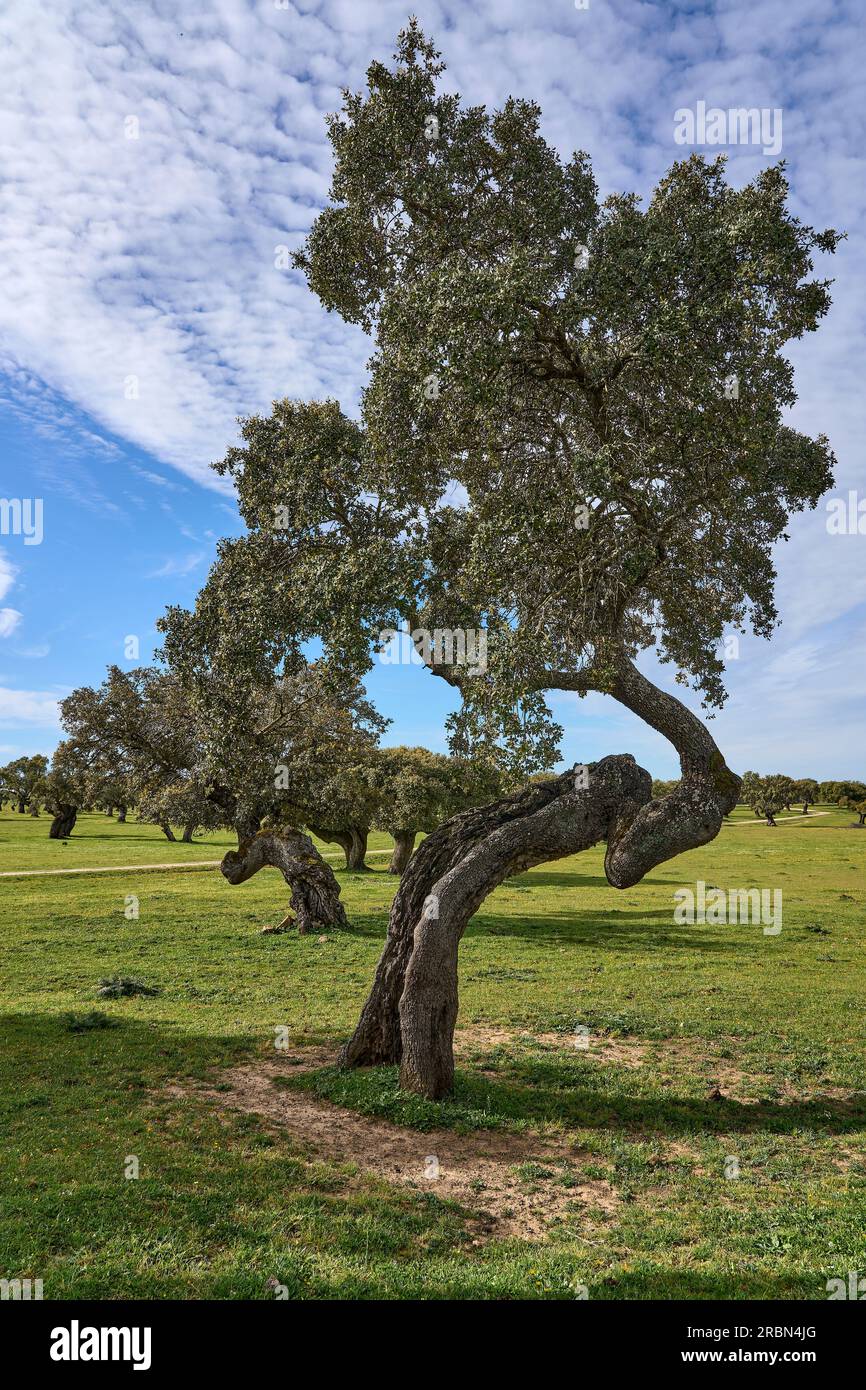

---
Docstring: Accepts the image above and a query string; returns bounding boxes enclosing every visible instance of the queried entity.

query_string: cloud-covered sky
[0,0,863,776]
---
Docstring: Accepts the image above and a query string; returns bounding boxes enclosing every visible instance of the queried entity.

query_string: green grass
[0,808,396,871]
[0,805,863,1299]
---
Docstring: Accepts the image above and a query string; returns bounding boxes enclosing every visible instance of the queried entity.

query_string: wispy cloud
[0,685,62,724]
[145,551,206,579]
[0,550,19,601]
[0,608,23,638]
[0,0,863,771]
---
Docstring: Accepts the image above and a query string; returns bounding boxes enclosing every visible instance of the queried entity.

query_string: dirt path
[168,1041,617,1242]
[726,811,832,826]
[0,849,394,879]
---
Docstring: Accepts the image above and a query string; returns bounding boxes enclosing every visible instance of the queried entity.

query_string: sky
[0,0,864,778]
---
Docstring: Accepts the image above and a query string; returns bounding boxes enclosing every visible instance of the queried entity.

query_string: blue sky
[1,0,864,778]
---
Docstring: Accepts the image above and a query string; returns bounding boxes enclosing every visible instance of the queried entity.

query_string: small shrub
[96,976,159,999]
[64,1010,119,1033]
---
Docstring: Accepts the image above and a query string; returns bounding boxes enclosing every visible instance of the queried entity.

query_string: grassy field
[1,804,864,1299]
[0,808,396,871]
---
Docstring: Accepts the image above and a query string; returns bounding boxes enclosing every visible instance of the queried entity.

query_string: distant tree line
[649,773,866,826]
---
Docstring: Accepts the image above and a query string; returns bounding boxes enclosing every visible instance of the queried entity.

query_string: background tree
[741,771,789,826]
[373,747,505,874]
[792,777,819,814]
[44,742,89,838]
[776,774,797,812]
[652,778,681,799]
[838,785,866,826]
[1,755,49,814]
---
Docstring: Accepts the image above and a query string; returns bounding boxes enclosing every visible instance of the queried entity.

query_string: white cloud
[0,686,62,724]
[146,550,206,579]
[0,608,23,638]
[0,0,863,771]
[0,551,17,602]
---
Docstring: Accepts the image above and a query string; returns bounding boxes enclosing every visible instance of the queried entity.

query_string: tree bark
[49,805,77,839]
[220,829,348,934]
[388,830,417,875]
[181,822,195,843]
[17,799,26,814]
[106,806,114,817]
[309,824,371,871]
[117,806,127,823]
[159,822,176,842]
[342,654,741,1099]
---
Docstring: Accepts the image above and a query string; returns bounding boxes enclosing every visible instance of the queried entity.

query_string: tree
[741,771,790,826]
[1,755,49,814]
[792,777,819,814]
[297,754,384,871]
[44,742,88,838]
[374,747,505,874]
[59,668,203,843]
[170,24,838,1097]
[652,778,680,799]
[136,779,224,843]
[838,783,866,826]
[775,774,797,812]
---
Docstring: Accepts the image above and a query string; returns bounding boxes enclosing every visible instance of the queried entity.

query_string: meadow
[1,805,863,1300]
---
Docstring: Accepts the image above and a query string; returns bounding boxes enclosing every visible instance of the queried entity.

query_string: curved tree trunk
[309,824,371,872]
[342,655,740,1099]
[388,830,417,875]
[220,829,348,934]
[159,822,177,842]
[347,826,370,871]
[181,822,195,843]
[49,805,78,839]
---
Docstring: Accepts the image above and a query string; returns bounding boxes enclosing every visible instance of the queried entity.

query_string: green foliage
[175,19,840,776]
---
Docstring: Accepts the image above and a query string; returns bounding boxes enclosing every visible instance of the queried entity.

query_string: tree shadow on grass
[290,1053,866,1143]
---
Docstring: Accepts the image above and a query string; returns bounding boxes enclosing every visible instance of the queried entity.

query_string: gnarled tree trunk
[49,805,77,839]
[388,830,417,875]
[342,655,740,1099]
[220,829,348,935]
[309,824,371,872]
[159,822,176,842]
[181,822,195,843]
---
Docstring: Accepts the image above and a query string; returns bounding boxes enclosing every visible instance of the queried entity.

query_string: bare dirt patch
[454,1024,648,1068]
[167,1044,616,1241]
